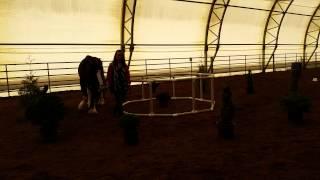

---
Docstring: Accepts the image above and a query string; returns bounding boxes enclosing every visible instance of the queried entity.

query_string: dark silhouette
[156,92,171,108]
[281,62,310,125]
[281,92,310,125]
[107,50,131,116]
[19,74,64,143]
[31,94,65,143]
[246,70,254,94]
[151,81,160,93]
[120,114,139,145]
[78,55,106,114]
[290,62,302,92]
[217,87,235,139]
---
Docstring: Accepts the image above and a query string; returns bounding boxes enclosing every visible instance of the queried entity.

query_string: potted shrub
[290,62,302,92]
[19,73,64,143]
[27,94,65,143]
[246,70,254,94]
[119,114,140,145]
[281,92,311,125]
[291,62,302,78]
[217,87,235,139]
[280,62,310,125]
[18,74,50,120]
[156,92,171,108]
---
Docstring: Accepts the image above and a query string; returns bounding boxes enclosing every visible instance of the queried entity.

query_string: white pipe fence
[122,73,215,117]
[0,52,318,97]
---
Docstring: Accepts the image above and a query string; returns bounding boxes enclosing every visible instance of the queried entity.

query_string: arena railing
[0,52,318,97]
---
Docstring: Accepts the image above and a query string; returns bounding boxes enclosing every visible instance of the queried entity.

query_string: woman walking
[107,50,131,116]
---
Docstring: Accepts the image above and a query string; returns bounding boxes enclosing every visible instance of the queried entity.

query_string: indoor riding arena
[0,0,320,179]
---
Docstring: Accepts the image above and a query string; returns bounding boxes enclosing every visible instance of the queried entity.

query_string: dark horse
[78,55,105,114]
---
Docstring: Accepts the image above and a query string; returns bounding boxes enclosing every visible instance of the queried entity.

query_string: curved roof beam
[121,0,137,67]
[262,0,294,73]
[303,3,320,69]
[205,0,230,73]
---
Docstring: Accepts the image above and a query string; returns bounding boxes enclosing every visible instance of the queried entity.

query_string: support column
[262,0,293,72]
[303,3,320,69]
[121,0,137,67]
[205,0,230,73]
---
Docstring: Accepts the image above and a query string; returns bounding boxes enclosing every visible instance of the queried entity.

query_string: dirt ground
[0,69,320,180]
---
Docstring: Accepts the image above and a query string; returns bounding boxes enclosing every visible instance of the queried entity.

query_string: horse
[78,55,106,114]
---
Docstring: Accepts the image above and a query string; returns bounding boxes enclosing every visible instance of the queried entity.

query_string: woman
[107,50,131,115]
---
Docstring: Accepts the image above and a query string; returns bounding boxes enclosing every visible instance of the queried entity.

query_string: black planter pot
[217,121,234,139]
[291,62,302,78]
[290,62,302,92]
[40,120,58,143]
[247,84,254,94]
[246,70,254,95]
[288,110,304,125]
[156,92,171,108]
[158,100,169,107]
[120,114,139,145]
[246,78,254,95]
[124,127,139,145]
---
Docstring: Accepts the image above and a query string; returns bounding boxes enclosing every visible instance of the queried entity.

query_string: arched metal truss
[205,0,230,73]
[303,3,320,69]
[121,0,137,67]
[262,0,293,72]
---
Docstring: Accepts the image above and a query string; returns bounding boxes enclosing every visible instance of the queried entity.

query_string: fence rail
[0,52,319,97]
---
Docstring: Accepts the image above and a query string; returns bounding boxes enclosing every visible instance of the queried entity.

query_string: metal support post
[149,81,154,115]
[192,78,196,112]
[5,65,10,97]
[46,63,51,92]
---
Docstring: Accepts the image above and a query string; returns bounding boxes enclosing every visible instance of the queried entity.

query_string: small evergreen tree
[18,74,41,106]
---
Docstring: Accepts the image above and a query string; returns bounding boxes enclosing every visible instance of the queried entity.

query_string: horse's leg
[96,70,104,87]
[87,87,98,114]
[98,91,105,105]
[87,87,91,108]
[96,70,105,105]
[78,96,87,110]
[78,78,88,110]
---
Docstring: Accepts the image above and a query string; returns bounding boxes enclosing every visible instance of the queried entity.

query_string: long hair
[109,50,129,95]
[113,50,126,68]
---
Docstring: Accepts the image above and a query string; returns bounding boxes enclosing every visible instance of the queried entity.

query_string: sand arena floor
[0,69,320,179]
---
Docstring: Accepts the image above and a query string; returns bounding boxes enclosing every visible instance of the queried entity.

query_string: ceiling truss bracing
[121,0,137,67]
[262,0,294,72]
[303,3,320,68]
[205,0,230,73]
